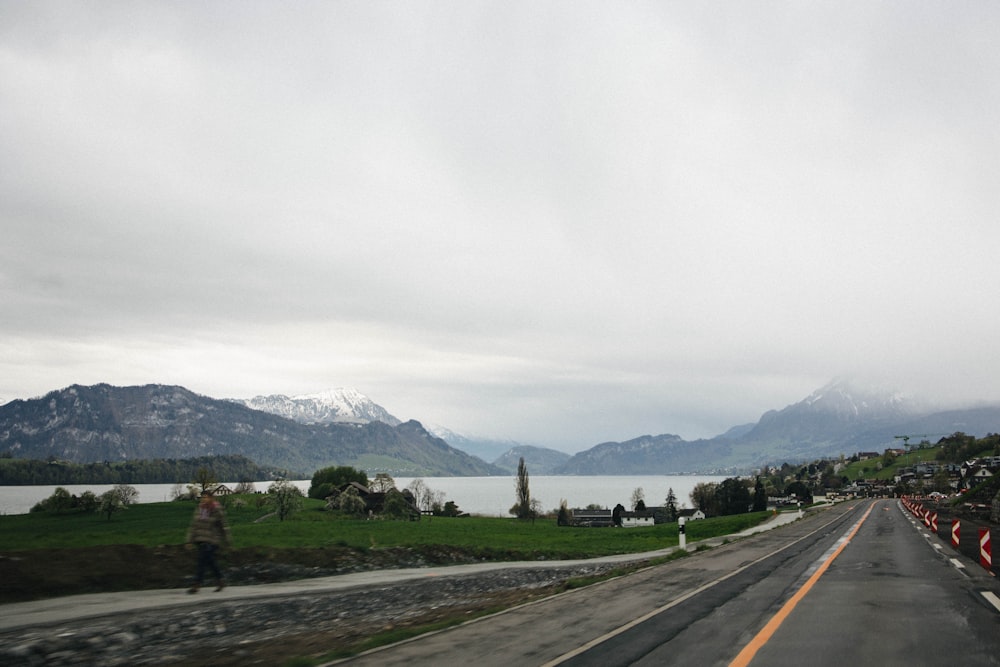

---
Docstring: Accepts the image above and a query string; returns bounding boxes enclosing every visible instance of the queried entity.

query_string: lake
[0,475,728,517]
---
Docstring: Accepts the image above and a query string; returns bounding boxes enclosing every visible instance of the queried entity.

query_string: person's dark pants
[195,542,222,584]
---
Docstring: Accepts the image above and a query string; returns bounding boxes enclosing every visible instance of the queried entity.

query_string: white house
[620,510,656,528]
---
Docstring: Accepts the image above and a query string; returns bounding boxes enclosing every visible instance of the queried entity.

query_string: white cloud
[2,3,1000,449]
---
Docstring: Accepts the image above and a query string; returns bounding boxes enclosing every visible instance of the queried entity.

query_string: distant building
[619,510,655,528]
[570,508,614,527]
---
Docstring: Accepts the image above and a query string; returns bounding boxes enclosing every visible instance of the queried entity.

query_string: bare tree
[631,487,645,510]
[234,479,256,494]
[406,479,431,510]
[192,467,217,495]
[369,473,396,493]
[113,484,139,506]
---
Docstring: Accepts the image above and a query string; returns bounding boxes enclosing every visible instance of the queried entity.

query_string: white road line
[982,591,1000,613]
[950,558,966,571]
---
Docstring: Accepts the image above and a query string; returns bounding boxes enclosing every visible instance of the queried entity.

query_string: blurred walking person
[186,489,230,593]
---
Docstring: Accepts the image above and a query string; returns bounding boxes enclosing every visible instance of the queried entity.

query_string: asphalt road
[336,500,1000,667]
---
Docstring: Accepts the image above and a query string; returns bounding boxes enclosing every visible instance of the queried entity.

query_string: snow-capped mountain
[232,388,402,426]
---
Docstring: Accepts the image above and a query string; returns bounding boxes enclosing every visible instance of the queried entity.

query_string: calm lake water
[0,475,728,517]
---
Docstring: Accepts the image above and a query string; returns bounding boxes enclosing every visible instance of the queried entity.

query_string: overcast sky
[2,3,999,452]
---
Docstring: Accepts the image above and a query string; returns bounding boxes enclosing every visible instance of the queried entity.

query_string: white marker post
[678,516,687,550]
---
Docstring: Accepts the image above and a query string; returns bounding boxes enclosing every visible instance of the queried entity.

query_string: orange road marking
[729,502,876,667]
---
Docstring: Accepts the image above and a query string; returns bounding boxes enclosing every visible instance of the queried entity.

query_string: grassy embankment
[840,446,943,481]
[0,498,778,666]
[0,496,771,556]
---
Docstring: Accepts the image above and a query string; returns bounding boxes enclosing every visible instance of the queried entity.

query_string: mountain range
[229,389,402,427]
[553,380,1000,474]
[2,380,999,477]
[0,384,500,477]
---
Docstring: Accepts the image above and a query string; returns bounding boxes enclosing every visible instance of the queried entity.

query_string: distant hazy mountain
[557,433,736,475]
[230,388,401,426]
[556,379,1000,474]
[426,425,523,463]
[492,445,571,475]
[0,384,501,477]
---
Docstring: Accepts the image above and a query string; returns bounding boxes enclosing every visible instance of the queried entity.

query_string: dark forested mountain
[491,445,571,474]
[556,380,1000,474]
[0,454,280,486]
[0,384,502,477]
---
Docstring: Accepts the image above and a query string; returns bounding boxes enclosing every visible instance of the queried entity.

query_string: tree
[612,503,626,527]
[690,482,719,517]
[112,483,139,507]
[369,473,396,493]
[78,490,99,513]
[405,480,446,514]
[382,489,416,520]
[557,499,571,526]
[664,488,679,522]
[407,478,444,513]
[630,487,645,511]
[440,500,462,517]
[234,479,256,494]
[46,486,73,513]
[785,480,813,504]
[510,457,533,520]
[308,465,368,499]
[752,477,768,512]
[192,467,217,495]
[716,478,752,516]
[267,479,304,521]
[932,469,952,493]
[335,485,367,517]
[99,489,125,520]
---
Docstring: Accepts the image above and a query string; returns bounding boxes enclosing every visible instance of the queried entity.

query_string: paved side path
[0,511,802,632]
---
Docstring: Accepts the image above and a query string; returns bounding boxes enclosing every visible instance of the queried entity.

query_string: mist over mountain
[424,425,528,463]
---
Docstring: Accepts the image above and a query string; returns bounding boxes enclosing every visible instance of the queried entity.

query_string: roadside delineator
[929,512,938,532]
[951,519,960,549]
[980,528,992,572]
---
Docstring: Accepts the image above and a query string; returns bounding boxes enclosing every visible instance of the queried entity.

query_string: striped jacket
[186,500,230,546]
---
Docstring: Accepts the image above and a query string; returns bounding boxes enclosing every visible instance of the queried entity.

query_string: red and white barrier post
[979,528,992,571]
[951,519,960,549]
[930,512,938,532]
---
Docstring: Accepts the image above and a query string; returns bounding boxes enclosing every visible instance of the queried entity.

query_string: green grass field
[0,496,773,558]
[840,446,943,481]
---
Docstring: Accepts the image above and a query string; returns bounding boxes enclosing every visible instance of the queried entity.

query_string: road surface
[337,500,1000,666]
